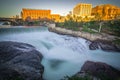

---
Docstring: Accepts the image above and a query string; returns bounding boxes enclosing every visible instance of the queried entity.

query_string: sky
[0,0,120,17]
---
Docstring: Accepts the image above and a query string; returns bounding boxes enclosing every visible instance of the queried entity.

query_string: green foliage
[56,19,80,31]
[82,23,98,34]
[87,21,99,30]
[34,21,40,25]
[100,20,120,36]
[56,22,64,27]
[62,75,92,80]
[108,20,120,36]
[56,19,120,37]
[82,19,120,36]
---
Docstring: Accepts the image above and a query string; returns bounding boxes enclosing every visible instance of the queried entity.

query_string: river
[0,26,120,80]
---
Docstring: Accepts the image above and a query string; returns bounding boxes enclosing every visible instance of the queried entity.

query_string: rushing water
[0,26,120,80]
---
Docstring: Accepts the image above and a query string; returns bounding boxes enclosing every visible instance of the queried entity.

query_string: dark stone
[75,61,120,80]
[89,40,99,50]
[89,39,120,52]
[48,59,65,70]
[0,41,44,80]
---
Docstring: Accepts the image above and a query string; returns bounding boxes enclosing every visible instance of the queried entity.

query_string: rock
[89,40,99,50]
[0,41,44,80]
[89,39,120,52]
[75,61,120,80]
[48,59,65,70]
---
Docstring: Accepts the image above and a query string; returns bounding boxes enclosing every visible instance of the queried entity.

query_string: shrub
[62,75,92,80]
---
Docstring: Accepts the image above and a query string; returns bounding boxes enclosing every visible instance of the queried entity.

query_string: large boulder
[89,39,120,52]
[75,61,120,80]
[0,41,44,80]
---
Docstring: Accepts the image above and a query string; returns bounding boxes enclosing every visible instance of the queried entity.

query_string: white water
[0,27,120,80]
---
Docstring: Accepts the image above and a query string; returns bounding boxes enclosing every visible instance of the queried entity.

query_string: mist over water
[0,26,120,80]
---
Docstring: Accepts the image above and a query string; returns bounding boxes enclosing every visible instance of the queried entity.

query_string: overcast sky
[0,0,120,17]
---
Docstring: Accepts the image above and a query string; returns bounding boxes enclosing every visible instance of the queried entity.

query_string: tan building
[51,14,60,22]
[21,8,60,22]
[92,4,120,20]
[73,3,92,17]
[21,8,51,20]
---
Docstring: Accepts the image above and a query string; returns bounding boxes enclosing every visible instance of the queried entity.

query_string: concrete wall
[48,23,118,41]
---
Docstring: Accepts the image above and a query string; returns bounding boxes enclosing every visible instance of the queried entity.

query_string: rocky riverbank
[0,41,44,80]
[48,24,120,52]
[48,24,119,41]
[89,39,120,52]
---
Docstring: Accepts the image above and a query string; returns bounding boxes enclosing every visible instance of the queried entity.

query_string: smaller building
[51,14,60,22]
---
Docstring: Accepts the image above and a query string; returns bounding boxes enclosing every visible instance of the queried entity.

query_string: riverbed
[0,26,120,80]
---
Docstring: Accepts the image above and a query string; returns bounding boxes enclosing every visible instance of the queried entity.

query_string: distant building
[21,8,60,22]
[21,8,51,20]
[51,14,60,22]
[73,3,92,17]
[92,4,120,20]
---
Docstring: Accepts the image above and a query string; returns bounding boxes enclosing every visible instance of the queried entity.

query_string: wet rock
[75,61,120,80]
[89,39,120,52]
[89,40,99,50]
[49,59,65,70]
[0,41,44,80]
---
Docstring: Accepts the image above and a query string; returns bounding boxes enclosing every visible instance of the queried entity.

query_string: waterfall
[0,26,120,80]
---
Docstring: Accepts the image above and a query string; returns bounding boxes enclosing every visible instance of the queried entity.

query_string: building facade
[21,8,60,22]
[92,4,120,20]
[51,14,60,22]
[73,3,92,17]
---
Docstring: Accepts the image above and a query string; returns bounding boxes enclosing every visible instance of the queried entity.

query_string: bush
[56,22,64,27]
[57,19,80,31]
[62,75,92,80]
[82,24,97,34]
[56,19,120,36]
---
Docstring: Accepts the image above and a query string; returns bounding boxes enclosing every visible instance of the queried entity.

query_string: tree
[83,16,89,21]
[66,14,72,20]
[76,16,82,22]
[94,13,102,21]
[73,15,76,21]
[25,16,31,22]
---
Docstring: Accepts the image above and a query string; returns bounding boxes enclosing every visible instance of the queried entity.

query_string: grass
[82,25,98,34]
